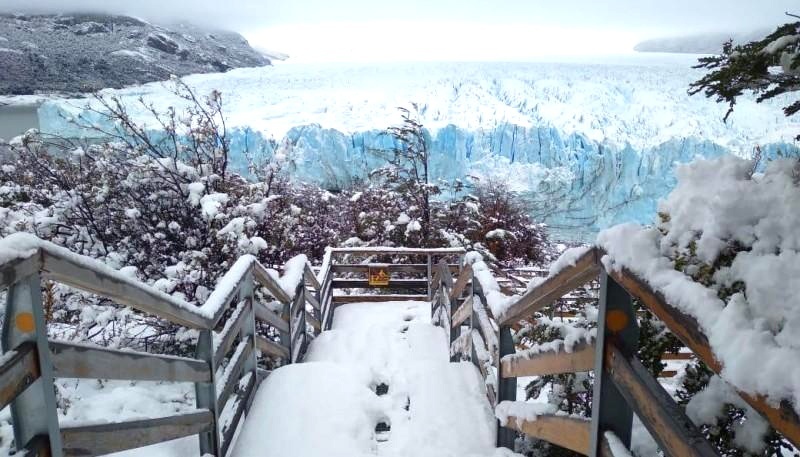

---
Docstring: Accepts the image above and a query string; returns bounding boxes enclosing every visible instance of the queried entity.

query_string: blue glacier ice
[34,60,800,241]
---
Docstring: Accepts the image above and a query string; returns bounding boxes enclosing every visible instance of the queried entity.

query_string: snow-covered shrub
[0,84,271,354]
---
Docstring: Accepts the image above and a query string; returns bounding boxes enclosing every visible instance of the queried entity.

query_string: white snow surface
[547,245,591,277]
[465,252,518,319]
[597,155,800,413]
[494,401,558,426]
[604,432,635,457]
[233,301,517,457]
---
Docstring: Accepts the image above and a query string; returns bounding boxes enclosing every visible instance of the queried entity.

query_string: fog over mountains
[0,13,271,95]
[634,29,771,54]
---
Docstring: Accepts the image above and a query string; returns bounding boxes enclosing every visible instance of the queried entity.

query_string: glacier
[35,56,800,241]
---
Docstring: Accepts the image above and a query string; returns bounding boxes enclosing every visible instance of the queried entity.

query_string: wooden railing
[316,246,465,331]
[430,258,514,445]
[7,237,790,457]
[490,247,800,457]
[0,234,322,457]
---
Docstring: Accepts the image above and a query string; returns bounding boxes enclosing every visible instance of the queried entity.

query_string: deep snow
[232,301,515,457]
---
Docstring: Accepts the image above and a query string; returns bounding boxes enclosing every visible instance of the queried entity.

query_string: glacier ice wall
[34,60,800,241]
[262,123,795,240]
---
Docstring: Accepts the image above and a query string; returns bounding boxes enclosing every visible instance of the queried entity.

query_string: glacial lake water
[0,102,39,141]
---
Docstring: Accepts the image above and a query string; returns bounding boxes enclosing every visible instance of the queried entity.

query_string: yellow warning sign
[368,265,390,286]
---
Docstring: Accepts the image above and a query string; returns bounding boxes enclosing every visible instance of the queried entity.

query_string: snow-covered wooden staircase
[1,238,799,457]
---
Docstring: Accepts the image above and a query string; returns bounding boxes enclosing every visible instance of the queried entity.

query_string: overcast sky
[2,0,797,61]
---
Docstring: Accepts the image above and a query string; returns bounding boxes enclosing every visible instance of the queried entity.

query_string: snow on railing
[493,244,800,456]
[0,233,320,457]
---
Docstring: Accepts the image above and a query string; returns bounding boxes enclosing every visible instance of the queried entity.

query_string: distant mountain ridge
[0,13,271,95]
[634,29,771,54]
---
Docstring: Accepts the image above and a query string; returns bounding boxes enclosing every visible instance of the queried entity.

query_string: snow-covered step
[231,301,503,457]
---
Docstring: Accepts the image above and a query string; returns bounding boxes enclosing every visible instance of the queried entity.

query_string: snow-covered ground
[233,300,514,457]
[29,56,800,240]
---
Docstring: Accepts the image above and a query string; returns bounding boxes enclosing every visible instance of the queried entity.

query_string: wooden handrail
[606,264,800,448]
[303,263,321,291]
[0,342,40,411]
[501,341,595,378]
[332,263,458,273]
[329,247,466,255]
[496,245,800,453]
[504,415,591,455]
[604,344,719,457]
[449,263,472,301]
[0,234,309,457]
[498,248,601,326]
[49,340,211,383]
[61,409,213,456]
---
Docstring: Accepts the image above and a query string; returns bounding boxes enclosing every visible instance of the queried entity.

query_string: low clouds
[1,0,796,61]
[0,0,795,34]
[0,0,277,30]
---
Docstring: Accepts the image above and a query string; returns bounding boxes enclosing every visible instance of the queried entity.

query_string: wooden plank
[499,248,600,326]
[449,263,473,301]
[306,310,321,333]
[605,344,719,457]
[49,340,210,383]
[438,261,454,290]
[206,263,252,329]
[658,370,678,378]
[61,410,212,457]
[19,434,52,457]
[333,294,429,304]
[303,264,321,291]
[470,331,497,407]
[217,340,253,411]
[506,415,591,455]
[450,331,471,358]
[501,341,595,378]
[332,264,458,274]
[41,250,212,329]
[330,247,465,255]
[304,290,321,310]
[220,372,257,457]
[256,335,289,359]
[0,342,40,410]
[661,352,693,361]
[607,265,800,449]
[254,302,290,333]
[0,253,42,288]
[252,262,292,304]
[213,301,252,368]
[451,295,474,328]
[430,265,443,293]
[331,279,429,289]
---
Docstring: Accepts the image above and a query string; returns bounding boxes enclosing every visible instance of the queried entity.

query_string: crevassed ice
[35,60,800,240]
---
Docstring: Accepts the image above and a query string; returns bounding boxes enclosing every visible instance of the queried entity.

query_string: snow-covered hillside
[35,56,800,240]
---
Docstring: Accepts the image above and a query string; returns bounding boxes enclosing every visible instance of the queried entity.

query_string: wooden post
[280,293,292,364]
[589,270,638,457]
[496,324,517,449]
[194,329,220,455]
[289,283,306,363]
[2,274,64,456]
[449,266,469,361]
[426,254,433,300]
